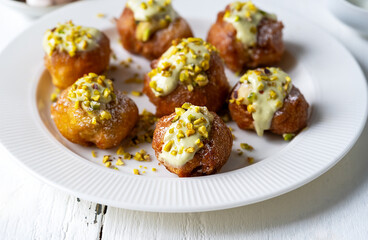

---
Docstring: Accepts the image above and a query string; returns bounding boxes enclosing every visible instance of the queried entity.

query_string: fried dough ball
[152,103,233,177]
[207,1,284,72]
[43,21,110,89]
[228,68,309,137]
[143,38,230,116]
[51,73,138,149]
[117,0,193,60]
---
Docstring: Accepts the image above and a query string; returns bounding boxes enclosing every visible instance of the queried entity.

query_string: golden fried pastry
[51,73,138,149]
[43,21,111,89]
[143,38,230,116]
[228,68,309,137]
[152,103,233,177]
[207,1,284,72]
[116,0,193,60]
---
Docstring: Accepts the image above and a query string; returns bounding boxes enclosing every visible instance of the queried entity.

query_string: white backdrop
[1,0,368,239]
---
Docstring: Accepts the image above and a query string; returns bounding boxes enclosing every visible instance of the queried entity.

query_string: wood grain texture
[0,146,106,240]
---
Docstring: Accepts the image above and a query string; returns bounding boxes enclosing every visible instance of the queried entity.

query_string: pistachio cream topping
[159,103,214,167]
[148,38,217,96]
[43,21,102,57]
[223,1,276,47]
[126,0,178,41]
[68,73,116,124]
[233,67,292,136]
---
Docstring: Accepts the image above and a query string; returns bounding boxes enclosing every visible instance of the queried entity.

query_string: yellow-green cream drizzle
[43,21,101,57]
[223,1,276,47]
[68,73,116,124]
[127,0,177,41]
[159,103,214,167]
[235,67,291,136]
[148,38,216,96]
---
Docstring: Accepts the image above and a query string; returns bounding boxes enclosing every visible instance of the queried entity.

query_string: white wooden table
[1,0,368,239]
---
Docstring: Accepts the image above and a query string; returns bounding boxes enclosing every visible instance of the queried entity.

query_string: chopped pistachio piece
[283,133,295,141]
[240,143,254,151]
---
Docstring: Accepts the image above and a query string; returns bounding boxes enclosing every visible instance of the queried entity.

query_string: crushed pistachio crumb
[283,133,295,141]
[124,152,132,160]
[127,0,177,42]
[131,91,143,97]
[133,150,151,161]
[50,88,60,102]
[116,146,125,155]
[247,104,256,113]
[240,143,254,151]
[50,93,58,102]
[120,57,134,68]
[116,157,124,166]
[235,67,292,136]
[124,109,158,148]
[102,155,110,163]
[43,21,102,56]
[236,149,243,156]
[148,38,218,96]
[159,103,214,167]
[68,73,115,124]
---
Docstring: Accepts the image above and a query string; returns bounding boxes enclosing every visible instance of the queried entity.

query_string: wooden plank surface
[0,147,107,240]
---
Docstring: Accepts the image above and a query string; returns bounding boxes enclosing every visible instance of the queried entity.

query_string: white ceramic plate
[328,0,368,34]
[0,0,367,212]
